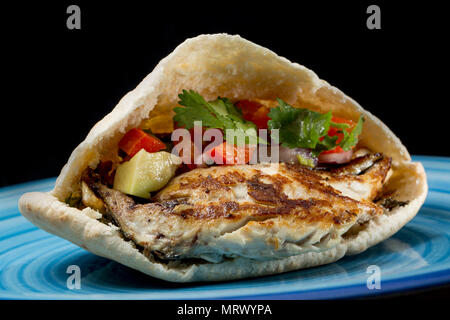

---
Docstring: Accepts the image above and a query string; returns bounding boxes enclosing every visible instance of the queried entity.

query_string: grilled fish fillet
[91,154,391,263]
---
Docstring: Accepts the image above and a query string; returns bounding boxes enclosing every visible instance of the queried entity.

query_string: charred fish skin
[315,154,392,202]
[330,153,384,176]
[90,154,389,263]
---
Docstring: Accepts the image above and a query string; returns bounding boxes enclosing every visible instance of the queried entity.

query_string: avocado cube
[113,149,181,199]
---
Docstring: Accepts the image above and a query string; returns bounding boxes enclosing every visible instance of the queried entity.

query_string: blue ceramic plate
[1,155,449,299]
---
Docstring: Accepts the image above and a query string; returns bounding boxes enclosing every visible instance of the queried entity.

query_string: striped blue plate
[0,156,449,299]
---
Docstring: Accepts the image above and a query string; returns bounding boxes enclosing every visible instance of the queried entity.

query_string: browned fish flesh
[90,154,391,263]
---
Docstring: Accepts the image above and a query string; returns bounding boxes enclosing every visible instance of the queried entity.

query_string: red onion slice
[318,149,353,164]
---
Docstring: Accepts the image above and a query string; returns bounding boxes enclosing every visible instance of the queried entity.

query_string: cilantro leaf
[268,98,363,154]
[268,99,331,150]
[174,90,224,129]
[173,90,264,146]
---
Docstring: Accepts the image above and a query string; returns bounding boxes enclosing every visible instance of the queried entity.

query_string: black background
[1,1,446,187]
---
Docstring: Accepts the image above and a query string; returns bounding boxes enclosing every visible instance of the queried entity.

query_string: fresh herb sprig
[268,99,364,155]
[173,90,264,145]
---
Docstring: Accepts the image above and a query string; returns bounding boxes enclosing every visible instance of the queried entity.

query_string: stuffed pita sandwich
[19,34,427,282]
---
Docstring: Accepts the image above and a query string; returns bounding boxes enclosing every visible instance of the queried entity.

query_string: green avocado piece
[113,149,181,199]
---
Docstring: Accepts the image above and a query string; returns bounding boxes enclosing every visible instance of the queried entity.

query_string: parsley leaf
[268,99,363,155]
[173,90,264,145]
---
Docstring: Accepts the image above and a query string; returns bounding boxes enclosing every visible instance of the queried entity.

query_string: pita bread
[18,34,427,282]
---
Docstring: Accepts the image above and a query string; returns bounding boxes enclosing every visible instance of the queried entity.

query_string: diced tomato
[236,100,270,129]
[328,117,354,144]
[252,107,271,129]
[206,142,255,165]
[236,100,262,116]
[331,116,354,126]
[320,116,355,154]
[321,146,344,154]
[118,128,166,159]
